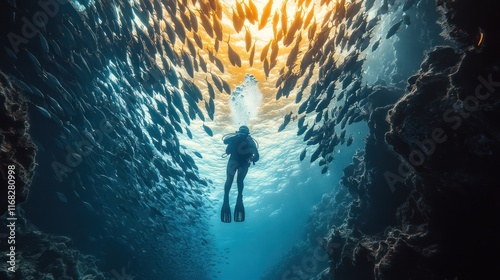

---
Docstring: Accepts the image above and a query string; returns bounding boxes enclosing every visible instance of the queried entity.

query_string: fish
[164,20,176,43]
[202,124,213,136]
[303,123,316,141]
[232,8,243,33]
[29,85,45,98]
[193,32,203,48]
[50,40,63,57]
[83,201,94,212]
[303,8,315,29]
[206,78,216,99]
[278,111,293,132]
[186,38,197,57]
[281,1,288,37]
[205,97,215,120]
[336,23,346,46]
[298,96,310,114]
[300,48,316,72]
[308,19,317,41]
[249,43,255,67]
[172,15,187,43]
[193,151,203,158]
[197,0,210,14]
[244,3,255,24]
[25,50,42,69]
[180,10,192,31]
[272,11,279,36]
[35,105,52,119]
[297,124,308,136]
[56,192,68,203]
[207,49,215,63]
[280,73,298,98]
[321,166,328,174]
[236,0,245,19]
[214,38,220,52]
[316,98,330,113]
[299,148,307,161]
[39,33,50,53]
[323,36,336,58]
[245,26,252,52]
[221,79,231,95]
[346,134,354,146]
[249,0,259,21]
[212,12,223,41]
[386,20,403,39]
[198,52,208,72]
[227,38,242,67]
[189,10,199,32]
[371,39,380,52]
[211,72,223,92]
[181,50,194,78]
[214,55,225,73]
[313,24,332,52]
[260,40,272,62]
[263,58,270,79]
[198,11,214,38]
[298,115,306,128]
[185,126,193,139]
[269,40,279,65]
[48,96,63,113]
[321,8,334,27]
[12,77,34,95]
[286,34,301,68]
[310,146,321,163]
[259,0,273,30]
[345,0,362,21]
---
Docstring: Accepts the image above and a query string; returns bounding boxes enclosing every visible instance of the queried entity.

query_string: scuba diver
[221,125,259,223]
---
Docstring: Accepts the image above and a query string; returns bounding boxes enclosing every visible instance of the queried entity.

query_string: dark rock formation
[0,71,36,216]
[0,212,107,280]
[265,1,500,279]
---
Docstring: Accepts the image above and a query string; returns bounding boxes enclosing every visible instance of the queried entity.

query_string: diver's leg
[224,160,238,199]
[222,160,238,223]
[236,162,249,197]
[234,162,249,222]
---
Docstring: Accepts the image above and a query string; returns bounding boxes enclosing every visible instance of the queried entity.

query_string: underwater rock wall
[265,0,500,279]
[0,71,36,216]
[0,212,107,279]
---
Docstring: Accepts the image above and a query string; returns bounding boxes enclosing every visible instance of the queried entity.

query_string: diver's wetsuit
[223,134,259,197]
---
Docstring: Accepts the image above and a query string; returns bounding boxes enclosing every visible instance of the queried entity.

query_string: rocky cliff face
[265,1,500,279]
[0,71,36,216]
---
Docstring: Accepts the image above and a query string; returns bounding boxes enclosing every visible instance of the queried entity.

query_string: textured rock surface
[264,1,500,279]
[0,71,36,216]
[0,213,107,280]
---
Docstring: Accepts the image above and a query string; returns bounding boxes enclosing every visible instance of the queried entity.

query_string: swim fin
[221,198,231,223]
[234,195,245,222]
